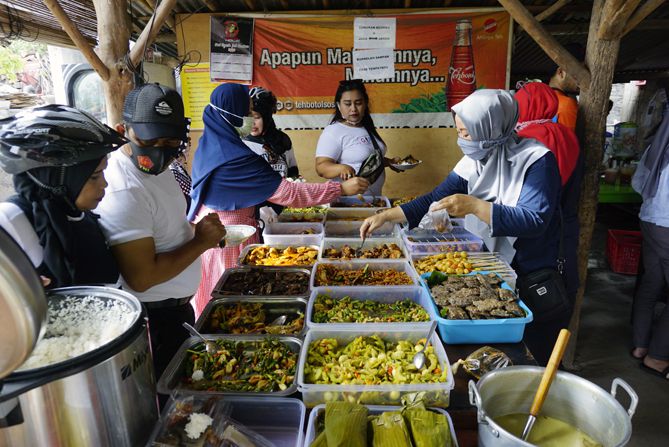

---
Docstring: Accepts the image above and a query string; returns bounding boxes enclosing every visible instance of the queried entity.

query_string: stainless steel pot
[0,227,46,378]
[0,287,158,447]
[468,366,638,447]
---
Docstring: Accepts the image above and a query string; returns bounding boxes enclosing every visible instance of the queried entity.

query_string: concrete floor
[574,208,669,446]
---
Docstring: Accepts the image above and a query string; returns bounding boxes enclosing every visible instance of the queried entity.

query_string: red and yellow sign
[182,10,511,129]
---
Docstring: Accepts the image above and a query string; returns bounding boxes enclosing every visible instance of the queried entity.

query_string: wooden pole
[41,0,110,81]
[562,0,623,369]
[497,0,591,89]
[140,0,175,30]
[129,0,177,67]
[622,0,667,36]
[598,0,643,39]
[535,0,573,22]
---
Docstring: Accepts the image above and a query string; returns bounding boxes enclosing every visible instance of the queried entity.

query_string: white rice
[17,295,139,371]
[184,413,213,439]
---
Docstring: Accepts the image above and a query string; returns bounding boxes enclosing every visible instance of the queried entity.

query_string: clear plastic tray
[421,272,533,344]
[225,396,306,447]
[329,195,390,209]
[401,227,484,254]
[196,297,308,338]
[411,252,517,289]
[324,220,399,238]
[157,335,302,397]
[278,207,327,223]
[297,326,454,408]
[238,244,320,268]
[303,404,459,447]
[262,222,324,246]
[211,266,311,299]
[306,286,433,331]
[310,260,421,289]
[325,208,380,221]
[318,237,408,262]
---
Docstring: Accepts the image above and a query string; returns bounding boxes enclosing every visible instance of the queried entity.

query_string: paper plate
[390,160,422,171]
[222,225,257,248]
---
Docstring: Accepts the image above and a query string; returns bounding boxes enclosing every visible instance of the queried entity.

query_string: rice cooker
[0,228,158,446]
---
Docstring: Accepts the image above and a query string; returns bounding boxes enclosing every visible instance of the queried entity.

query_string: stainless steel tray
[196,297,308,338]
[157,335,302,397]
[237,244,320,268]
[211,266,311,299]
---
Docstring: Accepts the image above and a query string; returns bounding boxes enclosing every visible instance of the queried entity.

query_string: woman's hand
[433,194,491,224]
[360,212,389,239]
[336,164,356,180]
[341,177,370,196]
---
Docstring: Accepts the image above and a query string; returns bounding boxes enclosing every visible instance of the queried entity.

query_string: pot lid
[0,227,47,379]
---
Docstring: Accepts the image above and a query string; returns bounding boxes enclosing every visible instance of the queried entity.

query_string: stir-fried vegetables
[182,338,297,393]
[304,335,448,385]
[313,295,430,324]
[207,302,304,335]
[315,264,413,286]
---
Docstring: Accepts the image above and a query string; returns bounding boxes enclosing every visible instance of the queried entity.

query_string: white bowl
[222,225,257,248]
[390,160,422,171]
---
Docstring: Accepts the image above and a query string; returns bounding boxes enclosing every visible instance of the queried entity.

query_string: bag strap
[557,205,565,274]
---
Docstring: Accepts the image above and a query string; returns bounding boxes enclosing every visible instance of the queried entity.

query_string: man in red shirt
[547,43,585,131]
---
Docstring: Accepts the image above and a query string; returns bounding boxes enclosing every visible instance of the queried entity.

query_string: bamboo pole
[598,0,643,39]
[622,0,667,36]
[129,0,177,67]
[41,0,110,81]
[496,0,591,89]
[535,0,573,22]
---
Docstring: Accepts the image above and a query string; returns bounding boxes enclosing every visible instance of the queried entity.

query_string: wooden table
[444,342,537,447]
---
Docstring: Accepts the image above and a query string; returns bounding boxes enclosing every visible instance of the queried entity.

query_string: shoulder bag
[356,130,385,185]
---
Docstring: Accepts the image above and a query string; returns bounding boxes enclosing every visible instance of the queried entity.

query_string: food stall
[143,197,634,447]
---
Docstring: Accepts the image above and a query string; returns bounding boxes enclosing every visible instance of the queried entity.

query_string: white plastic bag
[418,202,453,233]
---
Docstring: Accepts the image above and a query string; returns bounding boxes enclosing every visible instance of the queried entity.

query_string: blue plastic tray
[421,271,533,344]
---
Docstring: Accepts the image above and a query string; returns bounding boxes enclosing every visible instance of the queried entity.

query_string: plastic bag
[451,346,511,379]
[418,202,453,233]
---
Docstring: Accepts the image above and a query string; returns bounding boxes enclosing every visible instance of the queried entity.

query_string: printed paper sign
[354,17,396,49]
[210,16,254,81]
[353,48,395,81]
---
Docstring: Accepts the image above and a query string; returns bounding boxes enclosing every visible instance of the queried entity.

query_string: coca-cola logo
[450,65,476,85]
[484,19,497,33]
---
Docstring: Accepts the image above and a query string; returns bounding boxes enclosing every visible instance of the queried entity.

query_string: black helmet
[0,104,127,174]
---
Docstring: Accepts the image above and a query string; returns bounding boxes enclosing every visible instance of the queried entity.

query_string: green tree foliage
[0,46,24,82]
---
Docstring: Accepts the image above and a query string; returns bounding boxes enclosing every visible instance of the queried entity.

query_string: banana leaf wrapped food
[310,402,368,447]
[370,411,412,447]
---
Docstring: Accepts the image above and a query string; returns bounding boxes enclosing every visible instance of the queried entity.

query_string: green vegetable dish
[304,336,448,385]
[182,338,297,393]
[313,295,430,324]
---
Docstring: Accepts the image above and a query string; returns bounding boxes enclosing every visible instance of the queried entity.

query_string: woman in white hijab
[361,89,564,364]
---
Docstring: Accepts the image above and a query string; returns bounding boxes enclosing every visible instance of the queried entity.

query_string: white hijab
[452,89,549,262]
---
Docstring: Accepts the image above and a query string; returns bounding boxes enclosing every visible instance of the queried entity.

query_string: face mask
[129,141,179,175]
[457,137,490,161]
[209,103,254,138]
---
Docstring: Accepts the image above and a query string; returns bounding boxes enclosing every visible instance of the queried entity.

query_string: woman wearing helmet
[0,104,126,287]
[244,87,299,179]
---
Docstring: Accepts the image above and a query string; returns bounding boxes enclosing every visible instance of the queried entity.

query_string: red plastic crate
[606,229,642,275]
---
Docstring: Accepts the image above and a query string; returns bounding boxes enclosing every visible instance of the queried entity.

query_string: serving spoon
[183,322,217,354]
[413,321,438,369]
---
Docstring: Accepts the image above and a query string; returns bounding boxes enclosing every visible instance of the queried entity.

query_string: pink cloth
[190,179,341,317]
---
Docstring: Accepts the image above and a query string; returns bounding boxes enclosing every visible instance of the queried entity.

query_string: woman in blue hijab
[189,83,368,315]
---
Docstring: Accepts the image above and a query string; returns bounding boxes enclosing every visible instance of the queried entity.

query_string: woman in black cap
[0,104,126,287]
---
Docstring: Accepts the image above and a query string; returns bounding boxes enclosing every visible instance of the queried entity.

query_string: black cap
[123,83,187,140]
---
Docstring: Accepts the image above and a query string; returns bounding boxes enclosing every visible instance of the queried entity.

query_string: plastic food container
[262,222,324,246]
[238,244,320,268]
[303,404,459,447]
[319,237,409,262]
[329,195,390,209]
[306,286,433,331]
[402,227,484,254]
[326,208,380,221]
[157,335,302,397]
[278,207,327,223]
[196,297,308,338]
[421,272,534,344]
[225,396,306,447]
[211,266,311,299]
[324,220,398,238]
[411,252,517,289]
[297,326,454,408]
[310,260,421,289]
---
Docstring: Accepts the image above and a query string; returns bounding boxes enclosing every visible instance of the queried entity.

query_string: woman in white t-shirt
[315,79,399,196]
